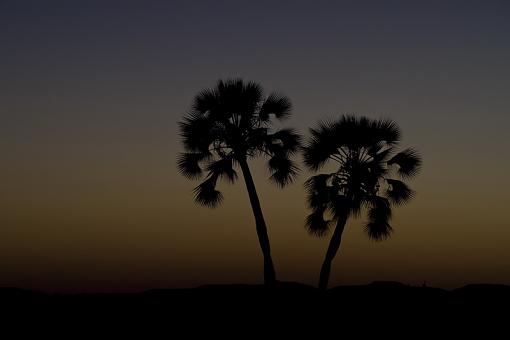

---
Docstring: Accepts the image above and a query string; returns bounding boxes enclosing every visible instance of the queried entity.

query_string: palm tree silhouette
[302,115,421,289]
[178,79,300,285]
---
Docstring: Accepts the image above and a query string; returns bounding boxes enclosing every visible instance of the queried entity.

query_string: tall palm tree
[177,79,300,285]
[302,115,421,289]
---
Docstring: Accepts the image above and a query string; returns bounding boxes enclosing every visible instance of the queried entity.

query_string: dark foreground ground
[2,281,509,335]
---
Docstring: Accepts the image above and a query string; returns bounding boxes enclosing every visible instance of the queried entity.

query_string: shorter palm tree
[303,115,421,289]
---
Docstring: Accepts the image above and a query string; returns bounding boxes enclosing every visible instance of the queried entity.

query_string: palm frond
[259,93,292,121]
[304,174,332,209]
[207,157,237,183]
[241,80,264,111]
[386,179,414,205]
[246,127,269,154]
[365,155,389,184]
[305,208,331,237]
[216,79,262,119]
[193,174,223,208]
[366,196,392,220]
[192,88,219,115]
[179,112,215,152]
[268,128,301,155]
[371,146,393,162]
[328,194,352,220]
[335,115,365,148]
[347,197,363,218]
[364,196,393,241]
[302,120,339,170]
[365,220,393,241]
[387,148,422,178]
[372,118,401,145]
[177,152,211,179]
[267,154,299,187]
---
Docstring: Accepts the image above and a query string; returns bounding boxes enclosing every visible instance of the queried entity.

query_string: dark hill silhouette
[3,281,509,310]
[2,282,509,335]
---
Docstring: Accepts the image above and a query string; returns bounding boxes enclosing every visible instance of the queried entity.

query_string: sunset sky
[2,0,510,292]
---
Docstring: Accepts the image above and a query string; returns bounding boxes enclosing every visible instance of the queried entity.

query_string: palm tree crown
[303,114,422,240]
[178,79,300,206]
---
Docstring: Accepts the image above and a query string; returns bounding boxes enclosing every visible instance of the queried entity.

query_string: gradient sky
[1,0,510,292]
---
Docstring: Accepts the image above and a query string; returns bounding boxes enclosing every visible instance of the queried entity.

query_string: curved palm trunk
[239,158,277,285]
[318,214,348,290]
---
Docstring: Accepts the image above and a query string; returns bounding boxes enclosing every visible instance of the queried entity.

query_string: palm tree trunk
[318,214,348,290]
[238,158,277,285]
